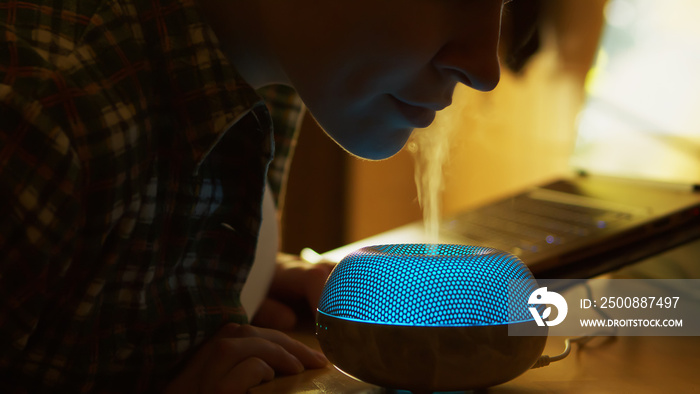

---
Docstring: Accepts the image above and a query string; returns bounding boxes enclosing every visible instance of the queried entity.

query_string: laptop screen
[570,0,700,184]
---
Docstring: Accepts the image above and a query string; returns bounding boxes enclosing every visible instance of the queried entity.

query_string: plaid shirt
[0,0,303,392]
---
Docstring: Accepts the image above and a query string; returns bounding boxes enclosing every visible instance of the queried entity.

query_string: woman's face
[265,0,507,159]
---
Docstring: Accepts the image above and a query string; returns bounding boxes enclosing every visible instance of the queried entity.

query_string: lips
[390,95,450,128]
[390,97,437,128]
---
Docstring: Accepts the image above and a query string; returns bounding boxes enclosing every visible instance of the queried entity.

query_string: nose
[432,8,503,92]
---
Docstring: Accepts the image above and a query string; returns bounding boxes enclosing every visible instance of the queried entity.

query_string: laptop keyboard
[443,195,637,258]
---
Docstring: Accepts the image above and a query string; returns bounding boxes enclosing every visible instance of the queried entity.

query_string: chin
[355,144,406,161]
[333,127,413,161]
[307,102,416,160]
[317,115,413,160]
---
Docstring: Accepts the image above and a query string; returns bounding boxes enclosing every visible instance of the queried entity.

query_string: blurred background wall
[281,0,608,255]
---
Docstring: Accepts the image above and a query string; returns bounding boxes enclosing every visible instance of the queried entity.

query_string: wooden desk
[251,331,699,393]
[253,241,700,393]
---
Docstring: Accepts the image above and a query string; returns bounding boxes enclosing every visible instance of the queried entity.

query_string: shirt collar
[136,0,268,170]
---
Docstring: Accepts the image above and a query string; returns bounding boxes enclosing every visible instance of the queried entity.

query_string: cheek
[346,37,441,97]
[281,9,444,159]
[307,22,440,100]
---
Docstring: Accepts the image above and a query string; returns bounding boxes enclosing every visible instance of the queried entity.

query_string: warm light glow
[573,0,700,183]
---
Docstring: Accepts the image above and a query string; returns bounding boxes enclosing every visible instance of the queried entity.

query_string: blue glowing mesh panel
[318,244,538,326]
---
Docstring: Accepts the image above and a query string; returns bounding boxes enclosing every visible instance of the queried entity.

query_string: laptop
[323,0,700,279]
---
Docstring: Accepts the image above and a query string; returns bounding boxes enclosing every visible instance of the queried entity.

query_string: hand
[164,323,328,394]
[251,253,335,331]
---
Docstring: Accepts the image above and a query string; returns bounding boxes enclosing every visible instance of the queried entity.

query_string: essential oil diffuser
[316,244,547,392]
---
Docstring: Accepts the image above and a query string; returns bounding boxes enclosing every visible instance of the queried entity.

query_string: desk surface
[252,240,700,393]
[251,333,700,393]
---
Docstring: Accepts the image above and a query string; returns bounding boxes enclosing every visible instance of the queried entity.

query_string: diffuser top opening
[364,244,495,258]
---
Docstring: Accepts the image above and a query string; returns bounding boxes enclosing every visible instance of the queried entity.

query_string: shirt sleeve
[0,88,83,370]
